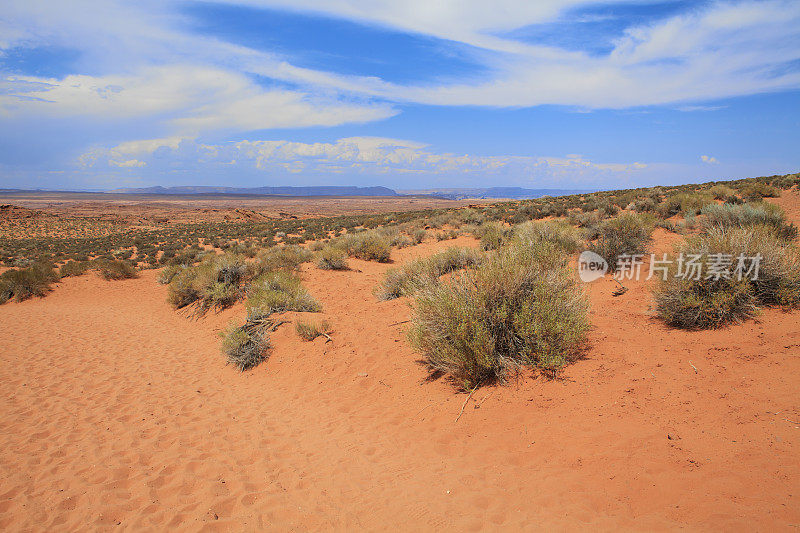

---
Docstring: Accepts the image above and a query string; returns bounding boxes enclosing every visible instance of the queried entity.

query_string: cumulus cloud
[701,155,719,164]
[78,136,649,186]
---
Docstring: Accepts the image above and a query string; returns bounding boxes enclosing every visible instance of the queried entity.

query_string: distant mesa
[108,185,400,197]
[399,187,592,200]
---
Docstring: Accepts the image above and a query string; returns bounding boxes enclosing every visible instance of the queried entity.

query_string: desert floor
[1,194,799,531]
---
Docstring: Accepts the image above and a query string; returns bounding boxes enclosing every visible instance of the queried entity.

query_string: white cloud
[79,135,649,186]
[701,155,719,164]
[0,66,396,134]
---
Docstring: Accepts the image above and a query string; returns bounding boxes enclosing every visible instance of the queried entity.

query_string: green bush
[59,260,91,278]
[246,271,321,319]
[589,213,654,271]
[739,182,779,201]
[221,323,271,371]
[654,226,800,329]
[700,203,797,240]
[93,259,138,280]
[474,222,506,251]
[295,319,332,341]
[408,243,588,388]
[658,192,715,218]
[316,246,349,270]
[511,220,583,253]
[376,247,482,300]
[0,262,58,304]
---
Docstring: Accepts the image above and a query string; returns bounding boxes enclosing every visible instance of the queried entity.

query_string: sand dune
[1,226,799,529]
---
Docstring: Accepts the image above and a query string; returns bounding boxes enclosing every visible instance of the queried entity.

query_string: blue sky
[1,1,799,191]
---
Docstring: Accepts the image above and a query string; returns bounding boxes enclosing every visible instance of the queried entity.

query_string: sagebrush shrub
[739,182,779,201]
[0,262,58,304]
[474,222,506,251]
[316,246,349,270]
[221,323,271,371]
[511,220,583,253]
[700,203,797,240]
[658,192,715,218]
[338,231,392,262]
[408,243,588,388]
[93,259,138,280]
[376,247,482,300]
[589,213,654,271]
[59,260,91,278]
[246,271,321,319]
[654,226,800,329]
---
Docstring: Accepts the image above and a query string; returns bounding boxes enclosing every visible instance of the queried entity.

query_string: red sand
[1,197,799,530]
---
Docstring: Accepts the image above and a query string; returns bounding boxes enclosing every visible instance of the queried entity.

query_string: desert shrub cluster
[376,247,482,300]
[0,262,58,304]
[700,203,797,240]
[408,242,588,388]
[588,213,654,270]
[655,226,800,328]
[316,246,349,270]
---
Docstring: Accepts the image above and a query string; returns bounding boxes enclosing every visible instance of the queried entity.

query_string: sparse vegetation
[221,322,271,371]
[376,247,482,300]
[589,213,654,270]
[655,226,800,329]
[0,262,58,304]
[316,246,349,270]
[408,242,588,389]
[295,319,332,341]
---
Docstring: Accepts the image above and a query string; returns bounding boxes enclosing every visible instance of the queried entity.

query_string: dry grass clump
[376,247,482,300]
[295,319,332,341]
[246,271,321,319]
[338,231,393,262]
[167,254,247,312]
[59,260,91,278]
[511,220,583,253]
[658,192,715,218]
[700,203,797,240]
[254,245,313,272]
[0,262,58,304]
[589,213,654,270]
[474,222,507,250]
[93,259,138,280]
[655,226,800,329]
[316,246,349,270]
[739,182,779,201]
[221,322,272,371]
[408,243,588,389]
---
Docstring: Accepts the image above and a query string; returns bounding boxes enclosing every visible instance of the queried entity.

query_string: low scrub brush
[0,262,58,304]
[408,243,588,389]
[295,319,332,341]
[655,226,800,328]
[316,246,349,270]
[376,247,482,300]
[589,213,654,271]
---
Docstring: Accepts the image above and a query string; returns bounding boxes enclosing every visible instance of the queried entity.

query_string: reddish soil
[0,193,798,530]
